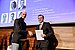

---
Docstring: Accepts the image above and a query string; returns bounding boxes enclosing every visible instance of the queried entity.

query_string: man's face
[3,14,6,18]
[11,13,14,20]
[3,14,7,22]
[38,16,44,23]
[21,12,26,18]
[20,1,24,7]
[11,2,15,9]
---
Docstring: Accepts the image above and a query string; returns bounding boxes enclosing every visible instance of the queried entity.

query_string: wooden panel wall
[53,26,75,49]
[0,28,13,50]
[0,26,75,50]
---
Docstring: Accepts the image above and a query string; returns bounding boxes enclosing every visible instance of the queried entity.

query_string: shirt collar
[40,22,44,25]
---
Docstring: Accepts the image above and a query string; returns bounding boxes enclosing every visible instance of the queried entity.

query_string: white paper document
[35,30,44,40]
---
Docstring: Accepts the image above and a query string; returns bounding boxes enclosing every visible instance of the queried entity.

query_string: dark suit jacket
[9,32,13,45]
[36,22,58,48]
[12,17,27,43]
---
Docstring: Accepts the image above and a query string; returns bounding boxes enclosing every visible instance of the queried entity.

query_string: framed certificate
[35,30,44,40]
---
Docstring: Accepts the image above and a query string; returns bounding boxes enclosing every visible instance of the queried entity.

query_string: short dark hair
[12,1,16,8]
[21,0,24,1]
[38,14,44,19]
[11,13,14,16]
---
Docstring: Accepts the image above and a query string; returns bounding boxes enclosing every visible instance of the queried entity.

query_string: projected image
[1,13,8,23]
[17,11,22,18]
[1,0,75,27]
[9,12,16,23]
[18,0,26,10]
[10,0,17,11]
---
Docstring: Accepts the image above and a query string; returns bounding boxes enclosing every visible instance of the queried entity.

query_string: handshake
[28,31,46,38]
[28,31,33,36]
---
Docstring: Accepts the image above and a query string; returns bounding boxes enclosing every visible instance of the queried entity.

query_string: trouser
[36,47,55,50]
[12,43,19,50]
[36,47,49,50]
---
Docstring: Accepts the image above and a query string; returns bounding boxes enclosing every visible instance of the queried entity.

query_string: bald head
[20,10,27,19]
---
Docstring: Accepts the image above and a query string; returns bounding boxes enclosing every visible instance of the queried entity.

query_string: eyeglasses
[23,14,26,15]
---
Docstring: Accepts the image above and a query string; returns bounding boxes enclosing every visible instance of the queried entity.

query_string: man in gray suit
[35,14,58,50]
[12,11,27,50]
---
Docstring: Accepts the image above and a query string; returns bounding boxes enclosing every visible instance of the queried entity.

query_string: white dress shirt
[39,22,43,29]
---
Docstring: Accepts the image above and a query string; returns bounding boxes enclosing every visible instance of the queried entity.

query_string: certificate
[35,30,44,40]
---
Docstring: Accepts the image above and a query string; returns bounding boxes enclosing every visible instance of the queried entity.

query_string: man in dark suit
[35,14,58,50]
[12,11,27,50]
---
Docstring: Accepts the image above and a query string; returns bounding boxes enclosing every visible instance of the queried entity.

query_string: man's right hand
[28,31,33,36]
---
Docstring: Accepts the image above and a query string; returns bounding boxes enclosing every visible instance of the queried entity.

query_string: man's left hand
[41,34,46,38]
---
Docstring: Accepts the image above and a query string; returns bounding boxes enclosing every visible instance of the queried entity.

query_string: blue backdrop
[0,0,75,27]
